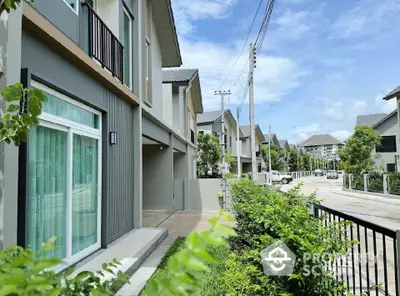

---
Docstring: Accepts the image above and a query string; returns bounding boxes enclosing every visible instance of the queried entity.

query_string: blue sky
[171,0,400,144]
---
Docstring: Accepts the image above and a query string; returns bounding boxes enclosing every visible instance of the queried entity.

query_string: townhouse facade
[0,0,202,268]
[240,125,266,173]
[262,133,281,149]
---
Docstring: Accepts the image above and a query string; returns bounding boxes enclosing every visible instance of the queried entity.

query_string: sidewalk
[333,188,400,206]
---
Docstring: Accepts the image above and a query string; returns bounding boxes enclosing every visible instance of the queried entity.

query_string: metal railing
[84,3,124,82]
[313,204,400,296]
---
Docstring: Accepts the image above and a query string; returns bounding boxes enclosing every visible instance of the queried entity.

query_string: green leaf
[64,265,75,277]
[184,258,210,272]
[208,217,218,227]
[0,285,19,296]
[28,88,47,102]
[2,113,10,121]
[201,230,227,246]
[145,280,160,295]
[192,248,217,264]
[6,104,20,113]
[215,224,238,237]
[185,232,201,250]
[1,83,23,102]
[220,211,234,222]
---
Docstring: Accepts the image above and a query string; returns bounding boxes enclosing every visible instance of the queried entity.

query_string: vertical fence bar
[373,230,379,295]
[349,174,352,190]
[350,225,356,294]
[395,230,400,296]
[345,222,350,289]
[88,7,93,57]
[365,227,370,292]
[382,234,388,295]
[357,224,362,293]
[339,217,344,283]
[364,174,368,192]
[383,174,389,195]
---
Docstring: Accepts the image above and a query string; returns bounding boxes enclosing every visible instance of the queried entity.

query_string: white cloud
[324,108,344,122]
[294,123,320,140]
[352,100,367,113]
[374,93,397,114]
[274,10,313,41]
[331,130,352,141]
[331,0,400,39]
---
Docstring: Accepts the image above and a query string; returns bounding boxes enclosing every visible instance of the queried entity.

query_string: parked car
[314,169,323,176]
[271,170,293,184]
[327,170,339,179]
[337,170,344,175]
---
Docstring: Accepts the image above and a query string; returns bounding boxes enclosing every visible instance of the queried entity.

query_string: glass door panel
[28,125,68,259]
[72,134,99,255]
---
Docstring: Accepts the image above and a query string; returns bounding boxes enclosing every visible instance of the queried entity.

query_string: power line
[219,0,265,90]
[255,0,276,52]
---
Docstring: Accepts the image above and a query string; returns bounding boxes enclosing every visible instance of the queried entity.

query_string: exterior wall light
[110,131,117,145]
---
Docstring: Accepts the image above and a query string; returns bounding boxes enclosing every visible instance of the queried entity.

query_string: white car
[271,170,293,184]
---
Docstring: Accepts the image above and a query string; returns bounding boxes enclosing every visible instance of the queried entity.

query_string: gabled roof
[371,109,397,129]
[289,144,297,150]
[262,133,281,149]
[356,113,387,127]
[240,125,265,141]
[197,109,238,130]
[299,134,342,147]
[162,69,198,83]
[278,140,290,150]
[163,69,203,113]
[383,86,400,101]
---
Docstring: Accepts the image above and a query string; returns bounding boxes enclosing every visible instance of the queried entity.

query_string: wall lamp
[110,131,117,145]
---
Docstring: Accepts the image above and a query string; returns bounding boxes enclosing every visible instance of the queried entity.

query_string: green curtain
[72,134,98,255]
[28,126,67,259]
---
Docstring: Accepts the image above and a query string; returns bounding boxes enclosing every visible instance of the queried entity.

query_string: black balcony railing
[84,3,124,82]
[313,204,399,296]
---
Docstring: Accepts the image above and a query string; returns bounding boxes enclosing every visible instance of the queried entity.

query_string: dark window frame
[376,136,396,153]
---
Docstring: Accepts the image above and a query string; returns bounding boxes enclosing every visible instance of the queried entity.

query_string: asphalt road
[294,176,400,231]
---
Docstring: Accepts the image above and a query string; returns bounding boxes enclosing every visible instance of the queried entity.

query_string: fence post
[396,230,400,296]
[349,174,352,190]
[383,174,389,195]
[364,174,368,192]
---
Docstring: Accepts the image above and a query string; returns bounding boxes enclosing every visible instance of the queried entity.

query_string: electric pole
[249,43,257,179]
[214,90,231,208]
[269,124,272,184]
[236,107,241,177]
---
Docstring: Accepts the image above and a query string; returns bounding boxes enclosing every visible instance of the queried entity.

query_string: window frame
[122,7,133,90]
[376,135,397,153]
[63,0,79,15]
[30,81,102,270]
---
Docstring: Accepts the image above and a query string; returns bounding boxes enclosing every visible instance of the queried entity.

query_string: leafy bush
[0,237,129,296]
[225,179,352,296]
[225,172,237,179]
[351,174,364,191]
[367,173,384,193]
[388,174,400,195]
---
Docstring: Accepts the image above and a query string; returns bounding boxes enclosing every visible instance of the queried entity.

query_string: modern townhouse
[0,0,201,268]
[278,139,290,171]
[240,125,266,173]
[197,109,242,173]
[262,133,281,149]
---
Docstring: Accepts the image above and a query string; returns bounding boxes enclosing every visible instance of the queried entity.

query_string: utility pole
[269,124,272,184]
[214,90,231,208]
[249,43,257,179]
[236,107,241,177]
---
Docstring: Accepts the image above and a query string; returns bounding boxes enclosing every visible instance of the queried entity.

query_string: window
[198,131,204,135]
[191,130,195,144]
[224,135,227,150]
[387,163,396,173]
[28,81,101,266]
[230,136,232,148]
[376,136,396,153]
[63,0,79,14]
[123,8,132,89]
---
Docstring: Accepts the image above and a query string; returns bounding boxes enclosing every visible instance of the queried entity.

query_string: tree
[288,148,299,171]
[261,145,283,171]
[339,125,381,174]
[300,154,311,170]
[196,133,221,178]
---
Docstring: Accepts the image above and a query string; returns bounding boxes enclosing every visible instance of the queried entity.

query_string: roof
[299,134,342,147]
[263,133,276,141]
[383,86,400,100]
[162,69,198,83]
[278,140,289,149]
[289,144,297,150]
[240,125,265,141]
[356,113,387,127]
[197,110,225,124]
[371,110,397,129]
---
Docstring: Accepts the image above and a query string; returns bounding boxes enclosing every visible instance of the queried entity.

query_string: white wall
[96,0,120,39]
[197,124,213,134]
[162,83,173,126]
[150,15,163,118]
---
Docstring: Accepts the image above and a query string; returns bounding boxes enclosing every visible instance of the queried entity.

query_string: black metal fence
[84,3,124,82]
[313,204,399,296]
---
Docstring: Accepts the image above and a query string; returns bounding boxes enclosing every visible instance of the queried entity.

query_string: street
[295,176,400,231]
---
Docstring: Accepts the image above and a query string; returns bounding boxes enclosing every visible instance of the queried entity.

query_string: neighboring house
[279,140,290,152]
[299,134,344,160]
[278,140,290,172]
[371,110,398,172]
[356,113,387,127]
[240,125,266,173]
[289,143,297,151]
[0,0,201,268]
[197,109,242,172]
[382,86,400,172]
[262,133,281,149]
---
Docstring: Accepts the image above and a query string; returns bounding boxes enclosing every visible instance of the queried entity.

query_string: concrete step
[116,236,177,296]
[74,228,168,285]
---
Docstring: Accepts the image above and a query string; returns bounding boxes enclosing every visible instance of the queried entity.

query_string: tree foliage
[287,148,299,171]
[261,145,283,171]
[300,154,311,170]
[197,133,222,178]
[339,125,381,174]
[0,0,31,14]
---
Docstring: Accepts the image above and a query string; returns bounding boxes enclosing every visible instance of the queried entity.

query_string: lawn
[140,236,229,296]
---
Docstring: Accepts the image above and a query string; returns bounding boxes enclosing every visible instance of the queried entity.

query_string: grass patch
[141,236,230,296]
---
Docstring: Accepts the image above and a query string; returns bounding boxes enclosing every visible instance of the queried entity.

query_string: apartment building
[240,125,266,173]
[299,134,344,159]
[0,0,202,267]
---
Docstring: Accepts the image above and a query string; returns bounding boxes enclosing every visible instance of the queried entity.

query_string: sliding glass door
[27,81,102,265]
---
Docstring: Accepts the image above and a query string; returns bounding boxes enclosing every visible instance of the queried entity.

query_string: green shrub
[389,174,400,195]
[226,172,236,179]
[367,173,383,193]
[225,179,352,296]
[0,237,129,296]
[351,174,364,191]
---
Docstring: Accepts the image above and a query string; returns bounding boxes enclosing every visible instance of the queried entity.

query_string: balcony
[83,3,124,82]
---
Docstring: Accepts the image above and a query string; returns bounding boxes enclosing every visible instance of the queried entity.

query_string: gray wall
[21,31,136,245]
[143,145,173,210]
[373,113,398,171]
